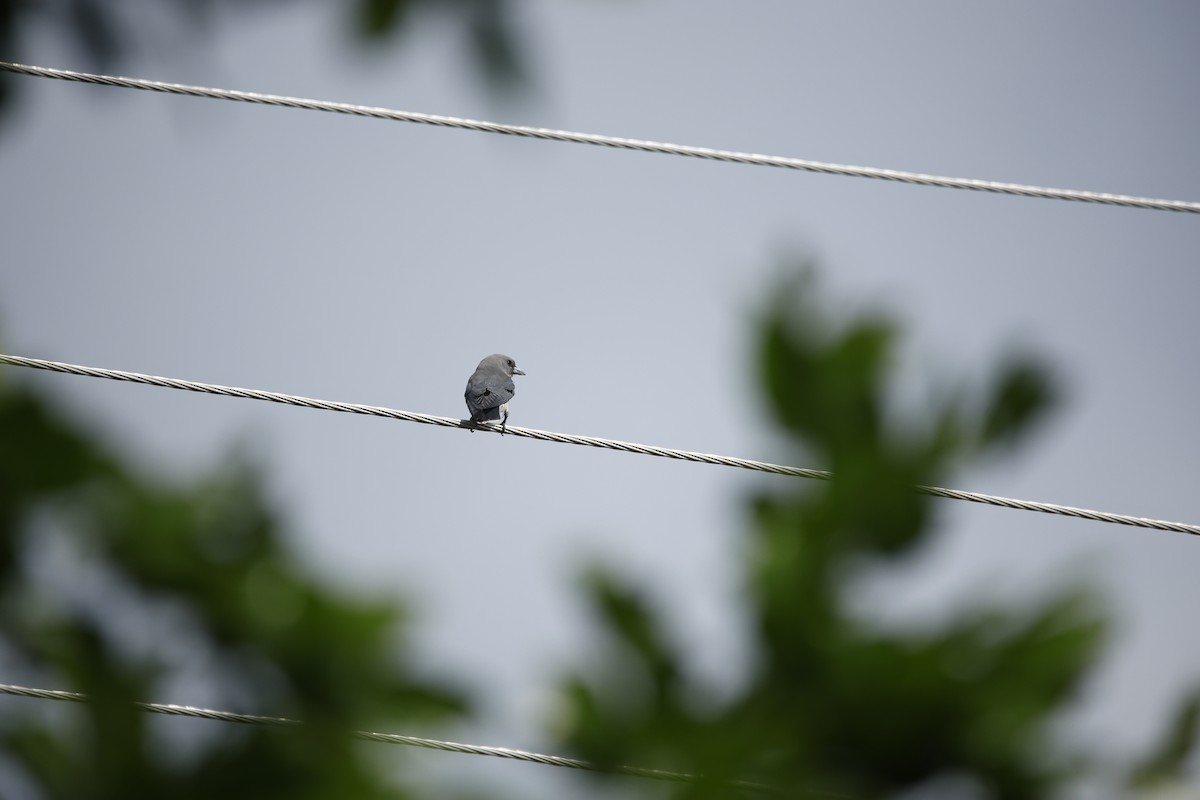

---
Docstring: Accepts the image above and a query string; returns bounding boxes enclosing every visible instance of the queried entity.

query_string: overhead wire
[0,682,777,793]
[1,353,1197,538]
[1,61,1198,214]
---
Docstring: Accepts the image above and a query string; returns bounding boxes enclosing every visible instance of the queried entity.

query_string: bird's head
[480,354,525,376]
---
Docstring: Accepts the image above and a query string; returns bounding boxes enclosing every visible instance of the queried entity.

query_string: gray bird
[464,354,525,434]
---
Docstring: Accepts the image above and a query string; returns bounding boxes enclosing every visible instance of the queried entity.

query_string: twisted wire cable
[1,353,1197,538]
[0,683,773,792]
[2,61,1198,214]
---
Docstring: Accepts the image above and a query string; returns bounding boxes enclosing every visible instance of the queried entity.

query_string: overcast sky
[2,2,1198,796]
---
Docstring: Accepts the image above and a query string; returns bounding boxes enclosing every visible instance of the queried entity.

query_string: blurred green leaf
[980,356,1057,449]
[582,568,681,697]
[466,0,526,92]
[554,268,1137,800]
[1130,687,1200,789]
[356,0,414,39]
[0,368,466,798]
[0,0,532,123]
[66,0,122,63]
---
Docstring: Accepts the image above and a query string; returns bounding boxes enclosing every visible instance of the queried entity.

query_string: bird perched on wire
[464,354,525,434]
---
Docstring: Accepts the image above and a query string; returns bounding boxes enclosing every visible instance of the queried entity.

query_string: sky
[2,1,1199,796]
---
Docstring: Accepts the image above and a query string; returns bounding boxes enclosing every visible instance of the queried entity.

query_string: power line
[2,352,1198,538]
[2,61,1198,215]
[0,682,777,792]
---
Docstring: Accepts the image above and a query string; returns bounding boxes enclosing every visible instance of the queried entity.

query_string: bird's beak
[513,368,526,376]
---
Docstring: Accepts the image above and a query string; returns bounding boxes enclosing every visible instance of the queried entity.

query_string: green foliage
[553,273,1128,799]
[354,0,525,92]
[0,378,465,798]
[979,357,1058,450]
[0,0,529,123]
[1129,687,1200,792]
[3,268,1197,798]
[358,0,415,38]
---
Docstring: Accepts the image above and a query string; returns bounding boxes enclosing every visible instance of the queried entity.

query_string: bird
[464,354,525,434]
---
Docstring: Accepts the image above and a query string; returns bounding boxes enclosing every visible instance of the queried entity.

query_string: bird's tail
[470,407,502,423]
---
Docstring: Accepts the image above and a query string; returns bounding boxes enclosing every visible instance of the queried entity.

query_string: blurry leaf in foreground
[979,354,1058,450]
[0,367,467,798]
[551,267,1142,800]
[1129,687,1200,791]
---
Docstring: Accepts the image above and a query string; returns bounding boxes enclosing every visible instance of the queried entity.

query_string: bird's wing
[465,370,515,412]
